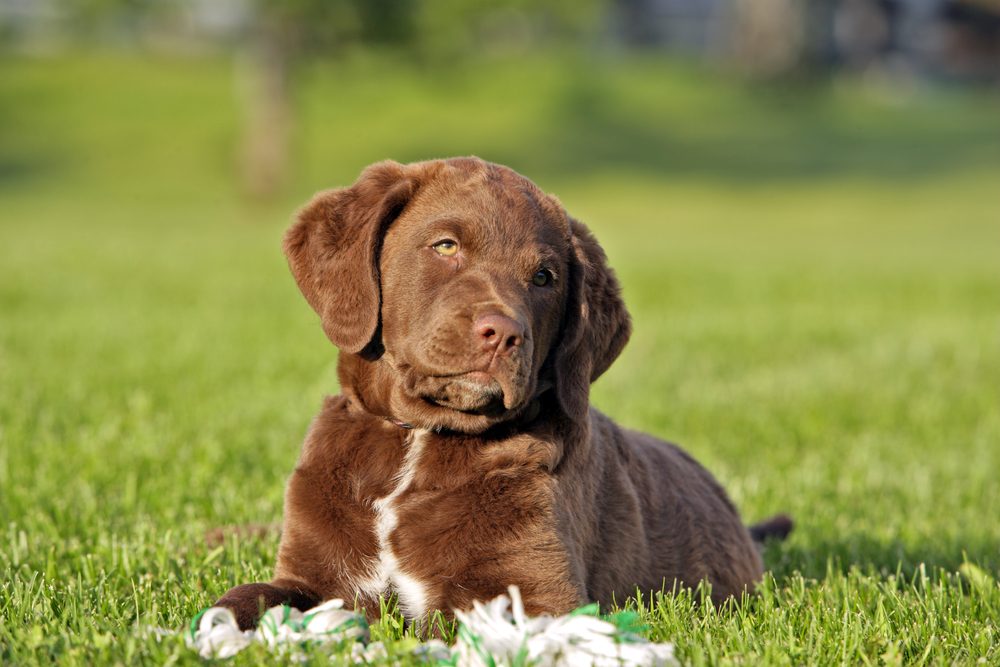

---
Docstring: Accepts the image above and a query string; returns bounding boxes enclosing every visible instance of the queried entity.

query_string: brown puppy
[215,157,790,630]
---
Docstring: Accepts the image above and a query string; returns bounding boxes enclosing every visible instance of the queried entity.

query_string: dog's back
[553,409,764,607]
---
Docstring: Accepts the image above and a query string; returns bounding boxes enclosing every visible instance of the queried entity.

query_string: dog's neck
[336,351,392,415]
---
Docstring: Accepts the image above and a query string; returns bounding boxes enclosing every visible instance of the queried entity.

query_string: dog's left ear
[283,161,416,355]
[554,218,632,419]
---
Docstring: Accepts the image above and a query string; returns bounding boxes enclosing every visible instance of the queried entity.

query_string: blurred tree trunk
[728,0,807,77]
[237,17,293,200]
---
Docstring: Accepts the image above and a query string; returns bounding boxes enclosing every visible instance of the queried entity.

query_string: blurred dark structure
[939,0,1000,80]
[2,0,998,84]
[610,0,1000,81]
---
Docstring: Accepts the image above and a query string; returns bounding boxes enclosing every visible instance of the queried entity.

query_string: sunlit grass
[1,51,998,664]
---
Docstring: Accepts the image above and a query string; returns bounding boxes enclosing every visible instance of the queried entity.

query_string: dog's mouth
[417,370,509,415]
[394,353,535,428]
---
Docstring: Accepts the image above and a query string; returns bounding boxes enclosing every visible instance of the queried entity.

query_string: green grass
[1,51,999,665]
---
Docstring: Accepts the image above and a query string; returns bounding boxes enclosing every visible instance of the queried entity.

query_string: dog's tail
[748,513,794,543]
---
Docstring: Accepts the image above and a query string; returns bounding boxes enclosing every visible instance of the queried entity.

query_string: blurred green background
[1,1,1000,664]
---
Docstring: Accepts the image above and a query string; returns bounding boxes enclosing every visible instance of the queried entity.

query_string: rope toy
[186,586,677,665]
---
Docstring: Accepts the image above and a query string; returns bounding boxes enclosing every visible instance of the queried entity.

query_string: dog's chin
[398,371,531,433]
[425,371,503,409]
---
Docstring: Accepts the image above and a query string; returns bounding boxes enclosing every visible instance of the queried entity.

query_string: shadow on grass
[764,532,999,581]
[529,72,1000,184]
[0,154,68,191]
[0,87,71,192]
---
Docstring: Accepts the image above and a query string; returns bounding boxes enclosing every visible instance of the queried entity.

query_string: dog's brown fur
[215,157,787,630]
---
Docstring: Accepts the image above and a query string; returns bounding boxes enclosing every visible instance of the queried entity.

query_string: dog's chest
[354,428,431,618]
[346,426,559,619]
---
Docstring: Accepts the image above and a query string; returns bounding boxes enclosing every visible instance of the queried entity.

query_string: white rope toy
[186,598,373,659]
[454,587,676,667]
[186,586,676,666]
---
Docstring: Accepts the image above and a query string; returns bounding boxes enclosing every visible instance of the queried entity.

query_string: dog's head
[284,158,630,433]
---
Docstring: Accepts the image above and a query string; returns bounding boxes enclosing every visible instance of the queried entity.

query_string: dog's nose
[473,314,524,357]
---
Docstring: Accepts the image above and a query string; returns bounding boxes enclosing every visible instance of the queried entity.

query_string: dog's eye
[532,268,553,287]
[432,240,459,256]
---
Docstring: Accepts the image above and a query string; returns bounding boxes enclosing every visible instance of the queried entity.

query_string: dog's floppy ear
[283,161,415,355]
[554,218,632,418]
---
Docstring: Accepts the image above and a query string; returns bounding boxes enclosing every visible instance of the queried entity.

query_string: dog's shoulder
[292,395,407,497]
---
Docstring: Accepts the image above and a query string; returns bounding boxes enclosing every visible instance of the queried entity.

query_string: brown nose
[474,314,524,357]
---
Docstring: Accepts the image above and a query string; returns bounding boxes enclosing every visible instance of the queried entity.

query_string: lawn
[1,52,998,665]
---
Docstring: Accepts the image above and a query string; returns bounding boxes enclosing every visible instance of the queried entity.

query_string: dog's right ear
[283,161,416,355]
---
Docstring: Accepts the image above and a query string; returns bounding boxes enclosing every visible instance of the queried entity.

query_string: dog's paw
[215,582,318,630]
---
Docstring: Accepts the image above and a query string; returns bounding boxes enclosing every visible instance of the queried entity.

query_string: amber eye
[532,268,553,287]
[432,239,459,256]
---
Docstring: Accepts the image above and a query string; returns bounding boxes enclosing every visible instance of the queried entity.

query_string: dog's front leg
[216,456,386,630]
[214,578,320,630]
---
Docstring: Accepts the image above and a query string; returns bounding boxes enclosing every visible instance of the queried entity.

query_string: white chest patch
[355,428,430,619]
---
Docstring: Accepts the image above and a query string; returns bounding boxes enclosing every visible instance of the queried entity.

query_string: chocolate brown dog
[215,157,791,630]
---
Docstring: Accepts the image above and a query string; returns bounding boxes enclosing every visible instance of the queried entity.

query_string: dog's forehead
[402,160,571,248]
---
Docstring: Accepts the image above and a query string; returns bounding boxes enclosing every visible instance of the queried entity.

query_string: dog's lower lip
[433,369,494,386]
[460,371,492,384]
[418,370,505,414]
